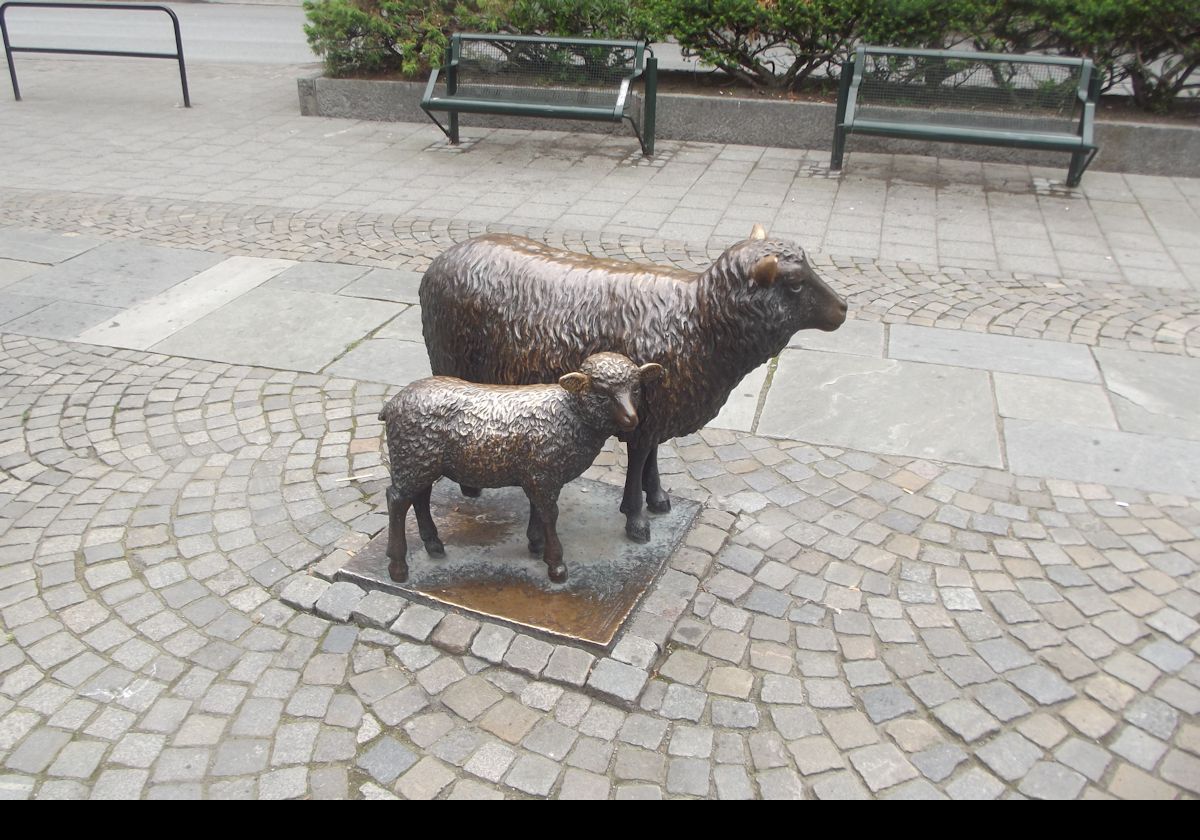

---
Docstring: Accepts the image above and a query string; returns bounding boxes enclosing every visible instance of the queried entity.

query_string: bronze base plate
[338,478,701,651]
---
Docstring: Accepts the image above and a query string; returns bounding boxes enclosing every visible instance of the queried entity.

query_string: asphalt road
[0,1,319,64]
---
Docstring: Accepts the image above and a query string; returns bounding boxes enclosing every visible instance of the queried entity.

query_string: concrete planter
[297,74,1200,178]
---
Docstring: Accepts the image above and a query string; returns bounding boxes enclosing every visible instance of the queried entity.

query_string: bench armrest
[422,67,442,103]
[842,44,867,126]
[614,77,631,118]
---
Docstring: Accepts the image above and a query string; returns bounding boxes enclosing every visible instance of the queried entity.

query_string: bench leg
[830,126,847,171]
[1066,147,1096,188]
[643,56,656,157]
[449,111,459,145]
[1066,151,1084,188]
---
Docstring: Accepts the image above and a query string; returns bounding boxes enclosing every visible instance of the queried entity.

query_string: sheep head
[706,225,848,336]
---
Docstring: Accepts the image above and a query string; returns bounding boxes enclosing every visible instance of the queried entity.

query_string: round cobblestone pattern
[1,335,1198,799]
[2,189,1198,358]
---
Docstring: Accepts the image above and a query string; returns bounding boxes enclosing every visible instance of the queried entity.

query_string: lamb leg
[413,485,444,557]
[526,504,545,556]
[385,485,411,582]
[526,487,566,583]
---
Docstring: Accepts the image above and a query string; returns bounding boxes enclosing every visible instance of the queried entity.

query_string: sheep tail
[378,395,400,424]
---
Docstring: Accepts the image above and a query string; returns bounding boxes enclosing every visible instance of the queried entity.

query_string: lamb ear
[558,372,591,394]
[750,223,767,240]
[752,254,779,287]
[638,363,665,384]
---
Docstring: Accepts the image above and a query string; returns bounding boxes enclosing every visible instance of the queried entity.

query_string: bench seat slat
[424,96,623,121]
[844,119,1092,151]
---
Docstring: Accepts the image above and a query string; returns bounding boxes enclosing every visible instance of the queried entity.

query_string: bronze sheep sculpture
[419,225,848,543]
[378,352,664,584]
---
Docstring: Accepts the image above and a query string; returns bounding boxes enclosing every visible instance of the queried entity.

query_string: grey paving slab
[2,299,121,339]
[0,293,52,326]
[888,325,1100,383]
[322,338,431,386]
[788,319,885,357]
[375,305,424,342]
[153,287,403,373]
[1005,419,1200,496]
[339,268,422,304]
[1095,348,1200,441]
[0,259,44,290]
[267,261,372,294]
[5,241,223,308]
[758,350,1002,467]
[0,227,103,264]
[711,364,768,432]
[993,373,1118,430]
[76,257,294,351]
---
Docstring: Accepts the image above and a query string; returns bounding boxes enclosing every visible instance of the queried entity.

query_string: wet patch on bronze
[338,478,701,651]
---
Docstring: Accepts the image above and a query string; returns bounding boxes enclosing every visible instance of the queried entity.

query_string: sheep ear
[558,372,591,394]
[752,254,779,287]
[750,223,767,240]
[638,363,665,384]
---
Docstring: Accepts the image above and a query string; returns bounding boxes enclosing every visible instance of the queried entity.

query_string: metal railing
[0,2,190,106]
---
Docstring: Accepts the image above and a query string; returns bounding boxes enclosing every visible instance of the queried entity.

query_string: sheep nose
[614,397,638,431]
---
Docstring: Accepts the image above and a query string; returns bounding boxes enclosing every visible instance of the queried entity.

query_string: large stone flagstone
[888,324,1100,383]
[1095,347,1200,441]
[152,286,404,373]
[757,349,1002,467]
[5,240,223,308]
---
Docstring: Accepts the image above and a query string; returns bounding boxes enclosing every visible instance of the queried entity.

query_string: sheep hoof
[424,539,445,558]
[387,561,409,583]
[548,564,568,584]
[528,541,544,557]
[460,485,482,498]
[625,518,651,543]
[647,495,671,514]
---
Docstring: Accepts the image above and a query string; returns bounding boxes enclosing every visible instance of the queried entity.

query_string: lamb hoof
[548,564,568,584]
[460,485,482,498]
[528,541,544,557]
[424,539,445,558]
[388,561,409,583]
[626,518,651,544]
[647,495,671,514]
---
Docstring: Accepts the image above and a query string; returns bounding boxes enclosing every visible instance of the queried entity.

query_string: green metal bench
[832,46,1100,187]
[421,33,657,155]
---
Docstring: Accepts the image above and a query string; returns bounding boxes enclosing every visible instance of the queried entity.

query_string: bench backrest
[848,46,1093,134]
[449,33,645,108]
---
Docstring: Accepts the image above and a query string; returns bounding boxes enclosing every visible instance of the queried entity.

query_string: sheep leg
[413,484,444,558]
[620,442,653,543]
[526,487,566,583]
[642,445,671,514]
[526,504,545,556]
[385,485,411,583]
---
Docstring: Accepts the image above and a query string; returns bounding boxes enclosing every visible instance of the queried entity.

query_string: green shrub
[639,0,864,89]
[973,0,1199,110]
[304,0,1198,110]
[501,0,649,39]
[304,0,646,78]
[303,0,495,77]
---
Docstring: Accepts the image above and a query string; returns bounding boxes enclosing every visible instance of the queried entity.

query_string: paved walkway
[1,58,1198,799]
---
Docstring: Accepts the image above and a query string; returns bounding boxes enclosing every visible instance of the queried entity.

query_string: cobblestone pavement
[3,188,1198,357]
[2,335,1197,799]
[0,59,1198,799]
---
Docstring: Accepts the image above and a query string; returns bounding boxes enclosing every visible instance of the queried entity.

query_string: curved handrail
[0,1,190,106]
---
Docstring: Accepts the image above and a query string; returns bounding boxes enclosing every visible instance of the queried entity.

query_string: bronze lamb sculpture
[378,352,664,584]
[420,225,847,543]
